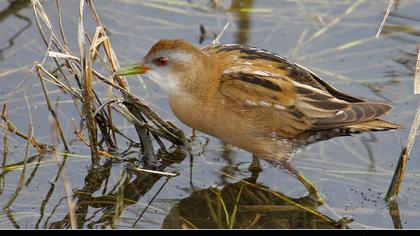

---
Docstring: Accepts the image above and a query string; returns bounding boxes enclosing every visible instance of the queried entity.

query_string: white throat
[142,70,182,95]
[143,50,193,95]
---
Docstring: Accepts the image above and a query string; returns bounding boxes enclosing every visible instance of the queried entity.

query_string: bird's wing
[206,43,364,102]
[214,44,392,133]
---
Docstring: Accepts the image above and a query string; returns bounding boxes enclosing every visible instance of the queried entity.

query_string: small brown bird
[115,39,400,202]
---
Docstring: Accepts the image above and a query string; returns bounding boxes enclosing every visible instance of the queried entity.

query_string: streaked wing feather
[212,43,394,133]
[294,64,365,102]
[313,102,392,129]
[219,73,313,135]
[219,73,296,107]
[294,83,350,119]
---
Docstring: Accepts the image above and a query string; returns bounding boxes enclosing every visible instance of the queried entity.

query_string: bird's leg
[276,159,324,204]
[192,128,197,140]
[248,155,262,176]
[276,159,351,222]
[182,134,193,152]
[296,174,324,204]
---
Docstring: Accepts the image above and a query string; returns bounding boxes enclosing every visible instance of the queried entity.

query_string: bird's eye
[154,57,169,66]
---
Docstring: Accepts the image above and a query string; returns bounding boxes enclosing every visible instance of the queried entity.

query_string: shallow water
[0,0,419,229]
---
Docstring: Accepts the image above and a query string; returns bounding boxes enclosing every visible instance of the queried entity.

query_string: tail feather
[342,119,401,132]
[313,102,393,129]
[294,119,401,147]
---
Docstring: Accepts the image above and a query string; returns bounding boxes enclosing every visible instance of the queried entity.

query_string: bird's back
[203,43,400,135]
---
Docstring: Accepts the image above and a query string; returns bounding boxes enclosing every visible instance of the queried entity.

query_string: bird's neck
[174,54,221,101]
[167,55,222,130]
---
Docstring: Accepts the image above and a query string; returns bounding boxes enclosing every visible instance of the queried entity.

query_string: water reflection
[162,175,338,229]
[0,0,31,61]
[0,126,360,229]
[230,0,254,45]
[197,0,254,45]
[382,1,420,81]
[0,0,30,22]
[45,148,187,229]
[34,128,359,229]
[1,0,419,229]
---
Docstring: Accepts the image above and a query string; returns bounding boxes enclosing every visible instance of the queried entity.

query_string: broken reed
[385,46,420,202]
[26,0,185,166]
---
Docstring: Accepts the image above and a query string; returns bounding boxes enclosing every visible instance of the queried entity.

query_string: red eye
[154,57,169,66]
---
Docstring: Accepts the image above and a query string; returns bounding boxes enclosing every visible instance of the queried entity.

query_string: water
[0,0,419,229]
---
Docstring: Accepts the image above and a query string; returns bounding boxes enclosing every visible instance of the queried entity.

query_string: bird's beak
[113,63,150,76]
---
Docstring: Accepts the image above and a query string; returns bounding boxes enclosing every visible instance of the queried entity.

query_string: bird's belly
[199,112,252,148]
[170,100,273,156]
[200,114,292,161]
[168,95,291,160]
[169,97,250,146]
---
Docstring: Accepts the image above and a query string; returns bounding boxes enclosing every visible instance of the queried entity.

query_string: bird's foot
[248,164,262,173]
[297,175,325,205]
[335,217,354,229]
[248,156,263,176]
[296,175,354,227]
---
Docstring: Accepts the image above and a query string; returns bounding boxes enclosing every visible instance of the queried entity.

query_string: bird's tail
[294,119,401,146]
[341,119,401,133]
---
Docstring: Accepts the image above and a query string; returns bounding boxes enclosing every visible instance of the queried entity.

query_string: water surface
[0,0,419,229]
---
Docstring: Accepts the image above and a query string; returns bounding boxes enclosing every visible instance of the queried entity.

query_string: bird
[114,39,400,202]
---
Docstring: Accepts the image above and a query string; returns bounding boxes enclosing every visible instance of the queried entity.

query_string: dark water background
[0,0,419,229]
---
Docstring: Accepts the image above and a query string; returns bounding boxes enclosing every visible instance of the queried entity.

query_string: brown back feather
[208,43,400,133]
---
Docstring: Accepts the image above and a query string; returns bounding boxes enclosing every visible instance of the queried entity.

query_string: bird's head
[114,39,210,95]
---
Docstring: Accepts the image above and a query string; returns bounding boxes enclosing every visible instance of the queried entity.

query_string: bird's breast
[167,93,276,156]
[168,93,217,133]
